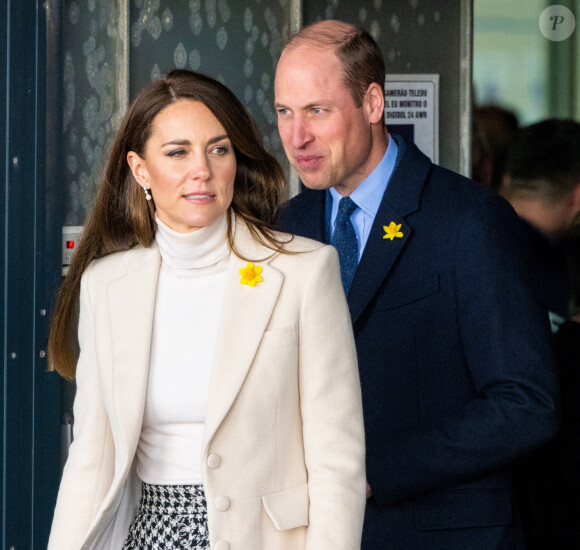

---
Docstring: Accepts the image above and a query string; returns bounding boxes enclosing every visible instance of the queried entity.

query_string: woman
[47,70,365,550]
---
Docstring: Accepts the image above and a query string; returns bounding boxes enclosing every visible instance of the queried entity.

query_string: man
[502,119,580,242]
[500,120,580,549]
[275,20,559,550]
[501,118,580,326]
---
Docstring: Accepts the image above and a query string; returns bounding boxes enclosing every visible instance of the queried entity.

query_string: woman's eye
[212,146,229,156]
[167,149,186,157]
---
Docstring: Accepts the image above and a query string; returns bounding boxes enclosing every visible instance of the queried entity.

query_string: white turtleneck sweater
[136,215,230,485]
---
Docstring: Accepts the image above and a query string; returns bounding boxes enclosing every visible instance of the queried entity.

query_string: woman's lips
[183,193,216,203]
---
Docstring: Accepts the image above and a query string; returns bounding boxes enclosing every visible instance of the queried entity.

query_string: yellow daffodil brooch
[239,262,263,287]
[383,222,404,241]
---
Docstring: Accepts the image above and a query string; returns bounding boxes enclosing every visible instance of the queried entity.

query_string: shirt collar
[329,134,399,217]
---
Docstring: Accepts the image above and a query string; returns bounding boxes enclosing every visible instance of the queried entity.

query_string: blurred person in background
[515,225,580,550]
[473,105,519,191]
[501,118,580,328]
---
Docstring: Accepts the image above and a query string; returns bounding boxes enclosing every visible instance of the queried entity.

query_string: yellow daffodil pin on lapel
[383,222,404,241]
[239,262,263,287]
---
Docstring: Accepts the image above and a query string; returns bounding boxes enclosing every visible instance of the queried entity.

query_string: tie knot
[337,196,357,220]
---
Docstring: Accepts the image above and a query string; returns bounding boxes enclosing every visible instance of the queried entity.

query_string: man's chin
[296,174,333,191]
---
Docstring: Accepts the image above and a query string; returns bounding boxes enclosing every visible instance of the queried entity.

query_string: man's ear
[127,151,148,187]
[364,82,385,124]
[499,174,513,200]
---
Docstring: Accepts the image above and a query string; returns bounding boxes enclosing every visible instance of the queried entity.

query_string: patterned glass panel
[62,0,127,224]
[129,0,292,178]
[62,0,293,223]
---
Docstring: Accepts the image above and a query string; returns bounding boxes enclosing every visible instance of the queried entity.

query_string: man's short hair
[506,118,580,202]
[283,20,385,108]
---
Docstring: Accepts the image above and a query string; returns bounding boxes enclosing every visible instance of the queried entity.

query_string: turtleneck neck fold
[154,214,230,270]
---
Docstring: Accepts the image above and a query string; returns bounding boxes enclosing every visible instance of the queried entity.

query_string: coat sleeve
[297,245,367,549]
[48,263,116,550]
[366,192,560,506]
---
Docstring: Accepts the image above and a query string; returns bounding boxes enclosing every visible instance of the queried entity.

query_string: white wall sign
[384,74,439,163]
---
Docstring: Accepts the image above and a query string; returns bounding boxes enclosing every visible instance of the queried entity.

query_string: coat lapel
[348,138,432,325]
[107,244,160,463]
[348,203,412,324]
[203,220,283,449]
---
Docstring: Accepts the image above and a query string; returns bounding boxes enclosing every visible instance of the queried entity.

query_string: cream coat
[48,220,366,550]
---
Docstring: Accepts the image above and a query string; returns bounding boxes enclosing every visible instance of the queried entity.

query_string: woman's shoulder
[275,230,327,254]
[234,215,331,258]
[82,244,158,283]
[266,231,339,276]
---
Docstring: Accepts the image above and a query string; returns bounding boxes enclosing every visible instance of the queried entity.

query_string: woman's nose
[189,153,211,180]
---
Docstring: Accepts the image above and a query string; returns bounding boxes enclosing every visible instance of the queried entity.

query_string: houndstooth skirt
[122,483,210,550]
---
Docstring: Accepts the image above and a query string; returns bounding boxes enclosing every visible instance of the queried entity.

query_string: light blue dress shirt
[328,136,399,260]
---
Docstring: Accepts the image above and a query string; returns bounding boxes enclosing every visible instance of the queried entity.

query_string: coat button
[214,495,230,512]
[207,453,221,469]
[214,541,230,550]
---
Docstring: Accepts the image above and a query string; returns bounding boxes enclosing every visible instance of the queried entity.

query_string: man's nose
[291,118,313,149]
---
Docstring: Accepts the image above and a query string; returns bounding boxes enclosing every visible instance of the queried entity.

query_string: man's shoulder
[393,135,481,194]
[388,141,523,240]
[424,160,483,196]
[423,161,510,215]
[285,187,323,209]
[277,188,325,235]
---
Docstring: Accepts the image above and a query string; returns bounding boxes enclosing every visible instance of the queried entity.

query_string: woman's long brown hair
[48,70,289,379]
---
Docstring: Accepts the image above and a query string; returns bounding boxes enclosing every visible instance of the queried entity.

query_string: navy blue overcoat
[278,136,559,550]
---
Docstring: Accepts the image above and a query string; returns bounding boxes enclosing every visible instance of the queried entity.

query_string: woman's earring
[143,186,151,201]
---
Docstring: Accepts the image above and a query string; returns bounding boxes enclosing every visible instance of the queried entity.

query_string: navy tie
[331,196,358,293]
